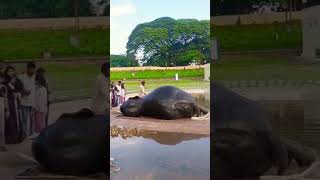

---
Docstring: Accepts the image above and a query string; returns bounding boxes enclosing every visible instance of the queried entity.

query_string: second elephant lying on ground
[120,86,208,120]
[211,81,316,179]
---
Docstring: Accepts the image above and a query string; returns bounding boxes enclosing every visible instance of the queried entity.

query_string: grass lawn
[116,78,209,94]
[111,68,207,94]
[212,55,320,81]
[11,54,320,102]
[0,28,109,60]
[13,64,205,102]
[110,69,204,80]
[12,63,100,102]
[211,22,302,52]
[110,69,207,94]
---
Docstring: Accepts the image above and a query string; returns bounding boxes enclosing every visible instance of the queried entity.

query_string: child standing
[120,83,126,105]
[32,76,48,134]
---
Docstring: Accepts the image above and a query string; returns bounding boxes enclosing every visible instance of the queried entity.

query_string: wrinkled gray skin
[212,82,315,179]
[32,109,108,175]
[120,86,208,120]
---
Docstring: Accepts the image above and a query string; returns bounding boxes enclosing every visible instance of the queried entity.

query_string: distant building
[302,1,320,61]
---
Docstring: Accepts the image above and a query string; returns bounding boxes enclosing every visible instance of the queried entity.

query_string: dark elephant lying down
[211,82,316,179]
[120,86,208,120]
[32,109,108,175]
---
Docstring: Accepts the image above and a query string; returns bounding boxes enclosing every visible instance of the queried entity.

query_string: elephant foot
[281,138,317,167]
[261,161,320,180]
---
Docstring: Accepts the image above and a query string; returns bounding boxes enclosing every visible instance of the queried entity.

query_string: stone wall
[211,11,303,26]
[0,16,109,30]
[302,5,320,61]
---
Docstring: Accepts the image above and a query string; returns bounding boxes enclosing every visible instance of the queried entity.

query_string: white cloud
[111,1,136,17]
[110,20,134,54]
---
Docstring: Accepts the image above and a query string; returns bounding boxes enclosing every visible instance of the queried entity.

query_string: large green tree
[111,55,137,67]
[179,50,205,66]
[126,17,210,67]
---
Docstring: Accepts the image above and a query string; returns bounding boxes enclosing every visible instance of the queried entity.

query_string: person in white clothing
[32,75,48,133]
[36,68,49,127]
[139,81,146,98]
[18,62,36,138]
[120,83,126,105]
[91,62,109,115]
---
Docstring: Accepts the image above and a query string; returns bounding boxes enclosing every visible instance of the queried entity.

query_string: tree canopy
[111,55,137,67]
[126,17,210,67]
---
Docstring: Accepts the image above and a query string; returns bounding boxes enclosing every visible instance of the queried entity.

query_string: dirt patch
[110,107,210,135]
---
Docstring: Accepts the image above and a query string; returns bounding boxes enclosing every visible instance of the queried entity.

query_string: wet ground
[110,131,210,180]
[110,108,210,135]
[2,87,319,179]
[110,91,210,179]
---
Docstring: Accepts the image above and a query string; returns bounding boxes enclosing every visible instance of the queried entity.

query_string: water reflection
[110,129,210,180]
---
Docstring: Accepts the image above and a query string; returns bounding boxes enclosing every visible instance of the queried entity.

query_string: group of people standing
[110,81,126,107]
[110,80,147,108]
[0,62,48,151]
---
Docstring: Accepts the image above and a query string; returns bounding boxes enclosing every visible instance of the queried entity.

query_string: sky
[110,0,210,55]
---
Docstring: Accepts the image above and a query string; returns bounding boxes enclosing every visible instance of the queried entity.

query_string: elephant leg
[198,105,209,115]
[269,134,289,175]
[281,138,317,167]
[192,104,208,117]
[174,101,196,117]
[194,104,201,117]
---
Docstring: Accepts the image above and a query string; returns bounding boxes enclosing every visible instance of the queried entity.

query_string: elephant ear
[173,101,195,117]
[59,108,94,119]
[129,96,140,100]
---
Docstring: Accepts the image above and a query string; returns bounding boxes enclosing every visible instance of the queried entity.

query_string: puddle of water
[110,131,210,180]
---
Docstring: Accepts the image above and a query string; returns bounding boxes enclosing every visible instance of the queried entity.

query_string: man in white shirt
[139,81,146,97]
[91,62,109,115]
[18,62,36,138]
